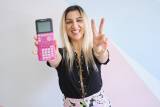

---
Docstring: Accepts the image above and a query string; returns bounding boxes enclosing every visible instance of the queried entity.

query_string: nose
[71,21,79,29]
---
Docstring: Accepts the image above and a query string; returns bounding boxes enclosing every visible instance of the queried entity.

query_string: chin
[72,35,83,40]
[72,38,82,41]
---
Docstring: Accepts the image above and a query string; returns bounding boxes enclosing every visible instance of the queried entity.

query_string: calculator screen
[36,19,53,34]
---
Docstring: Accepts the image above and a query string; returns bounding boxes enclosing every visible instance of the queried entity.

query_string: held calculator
[36,18,56,61]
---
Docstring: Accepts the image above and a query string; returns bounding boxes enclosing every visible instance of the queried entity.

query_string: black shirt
[47,48,109,98]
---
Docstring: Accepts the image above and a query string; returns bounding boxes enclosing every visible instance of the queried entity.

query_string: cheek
[65,26,71,34]
[81,28,85,34]
[81,24,85,32]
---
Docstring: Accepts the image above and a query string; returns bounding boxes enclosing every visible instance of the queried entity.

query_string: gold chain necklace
[78,58,87,107]
[78,54,85,98]
[77,53,88,107]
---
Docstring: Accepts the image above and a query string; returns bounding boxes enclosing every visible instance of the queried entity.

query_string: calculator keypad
[41,45,55,60]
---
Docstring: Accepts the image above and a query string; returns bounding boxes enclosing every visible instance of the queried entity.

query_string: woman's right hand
[33,36,62,68]
[48,40,62,68]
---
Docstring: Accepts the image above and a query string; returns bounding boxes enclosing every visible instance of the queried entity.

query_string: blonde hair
[60,5,97,72]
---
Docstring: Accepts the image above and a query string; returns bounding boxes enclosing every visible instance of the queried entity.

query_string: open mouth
[71,30,80,35]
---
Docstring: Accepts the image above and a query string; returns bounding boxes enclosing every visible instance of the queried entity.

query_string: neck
[72,40,82,55]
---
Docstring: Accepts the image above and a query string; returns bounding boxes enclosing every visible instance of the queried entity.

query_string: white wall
[0,0,67,107]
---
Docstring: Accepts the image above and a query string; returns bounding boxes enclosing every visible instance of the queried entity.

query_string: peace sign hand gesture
[91,18,108,57]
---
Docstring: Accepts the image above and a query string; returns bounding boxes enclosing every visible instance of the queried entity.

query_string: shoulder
[58,47,63,52]
[58,47,65,55]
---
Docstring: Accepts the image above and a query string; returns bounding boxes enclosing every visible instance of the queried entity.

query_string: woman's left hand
[91,18,108,56]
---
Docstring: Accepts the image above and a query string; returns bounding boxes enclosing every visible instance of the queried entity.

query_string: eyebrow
[65,17,83,21]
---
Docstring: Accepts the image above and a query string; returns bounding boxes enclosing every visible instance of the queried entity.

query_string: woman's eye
[77,19,83,22]
[66,20,73,24]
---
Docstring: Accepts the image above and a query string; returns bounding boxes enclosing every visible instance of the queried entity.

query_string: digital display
[36,19,53,33]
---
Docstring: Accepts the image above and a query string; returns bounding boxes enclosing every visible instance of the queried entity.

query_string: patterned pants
[63,90,111,107]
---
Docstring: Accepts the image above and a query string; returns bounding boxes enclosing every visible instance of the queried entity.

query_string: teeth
[72,30,79,34]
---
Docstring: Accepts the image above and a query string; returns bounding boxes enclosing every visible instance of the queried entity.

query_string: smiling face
[65,10,85,43]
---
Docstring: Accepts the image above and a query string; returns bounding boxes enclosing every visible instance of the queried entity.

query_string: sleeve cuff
[101,49,110,65]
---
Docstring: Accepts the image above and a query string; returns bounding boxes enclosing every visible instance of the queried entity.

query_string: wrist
[48,52,62,68]
[94,48,107,57]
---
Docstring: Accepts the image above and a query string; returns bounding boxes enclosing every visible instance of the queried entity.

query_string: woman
[35,5,111,107]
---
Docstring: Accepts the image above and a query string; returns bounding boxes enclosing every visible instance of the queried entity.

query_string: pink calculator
[35,18,56,61]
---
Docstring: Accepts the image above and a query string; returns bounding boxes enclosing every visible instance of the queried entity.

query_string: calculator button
[47,36,51,41]
[50,45,54,48]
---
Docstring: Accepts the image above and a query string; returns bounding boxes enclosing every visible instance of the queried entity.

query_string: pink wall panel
[101,41,160,107]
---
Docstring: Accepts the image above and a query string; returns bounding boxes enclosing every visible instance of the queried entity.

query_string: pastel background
[0,0,160,107]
